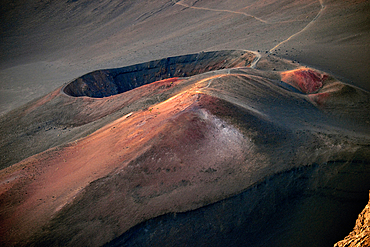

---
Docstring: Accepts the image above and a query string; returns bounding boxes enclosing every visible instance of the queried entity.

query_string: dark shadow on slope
[104,155,370,247]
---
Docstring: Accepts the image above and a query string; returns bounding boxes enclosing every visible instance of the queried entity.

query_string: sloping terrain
[1,0,369,115]
[0,50,255,169]
[0,50,369,246]
[0,0,369,246]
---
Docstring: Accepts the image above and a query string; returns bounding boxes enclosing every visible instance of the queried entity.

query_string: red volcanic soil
[0,92,202,244]
[281,68,327,94]
[0,90,257,245]
[279,67,370,108]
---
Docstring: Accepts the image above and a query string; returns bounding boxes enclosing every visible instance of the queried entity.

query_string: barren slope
[1,0,369,115]
[0,51,369,246]
[0,0,369,246]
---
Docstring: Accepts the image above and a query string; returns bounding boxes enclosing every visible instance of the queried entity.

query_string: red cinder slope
[0,91,261,245]
[281,68,327,94]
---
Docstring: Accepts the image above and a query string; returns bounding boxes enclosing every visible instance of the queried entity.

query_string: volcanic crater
[63,50,255,98]
[0,50,369,247]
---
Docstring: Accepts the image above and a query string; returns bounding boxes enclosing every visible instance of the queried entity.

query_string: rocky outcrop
[335,192,370,247]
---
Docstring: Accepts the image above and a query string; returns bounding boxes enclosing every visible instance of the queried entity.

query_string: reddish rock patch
[281,68,327,94]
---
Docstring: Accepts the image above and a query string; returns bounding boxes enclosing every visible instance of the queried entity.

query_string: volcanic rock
[335,192,370,247]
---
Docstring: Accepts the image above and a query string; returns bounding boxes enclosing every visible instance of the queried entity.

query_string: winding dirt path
[173,0,326,68]
[174,0,269,24]
[269,0,325,53]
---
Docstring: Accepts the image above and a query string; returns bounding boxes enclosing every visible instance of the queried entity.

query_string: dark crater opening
[63,50,255,98]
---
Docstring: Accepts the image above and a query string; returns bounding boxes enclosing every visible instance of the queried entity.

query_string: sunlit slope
[0,51,369,246]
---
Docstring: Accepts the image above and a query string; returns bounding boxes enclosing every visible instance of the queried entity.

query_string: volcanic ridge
[0,50,369,247]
